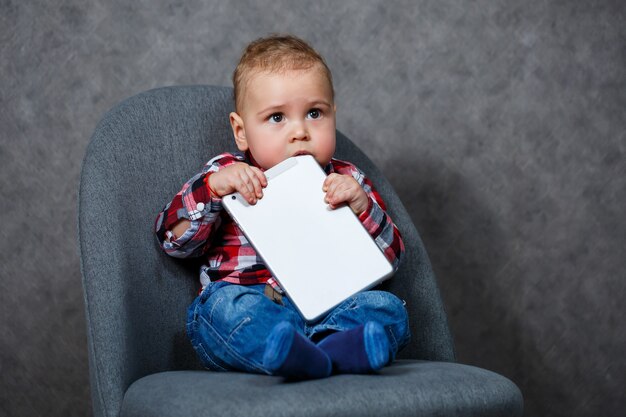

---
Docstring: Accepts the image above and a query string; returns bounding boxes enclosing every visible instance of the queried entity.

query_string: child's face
[230,66,336,170]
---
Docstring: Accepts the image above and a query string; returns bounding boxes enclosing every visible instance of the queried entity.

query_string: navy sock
[263,322,332,379]
[317,321,390,374]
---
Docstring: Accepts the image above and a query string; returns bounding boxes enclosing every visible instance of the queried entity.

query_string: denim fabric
[186,281,411,374]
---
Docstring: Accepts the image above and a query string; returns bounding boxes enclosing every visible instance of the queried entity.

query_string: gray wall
[1,1,624,416]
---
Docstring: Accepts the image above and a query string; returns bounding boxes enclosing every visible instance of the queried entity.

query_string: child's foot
[263,321,332,379]
[317,321,390,374]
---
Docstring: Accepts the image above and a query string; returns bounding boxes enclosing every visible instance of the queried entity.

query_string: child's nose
[289,123,309,142]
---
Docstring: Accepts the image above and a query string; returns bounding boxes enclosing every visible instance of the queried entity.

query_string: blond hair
[232,34,334,112]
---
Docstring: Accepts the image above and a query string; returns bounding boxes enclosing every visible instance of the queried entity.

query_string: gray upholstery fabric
[121,361,523,417]
[79,85,521,417]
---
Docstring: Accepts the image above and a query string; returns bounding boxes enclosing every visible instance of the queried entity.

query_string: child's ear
[229,112,248,151]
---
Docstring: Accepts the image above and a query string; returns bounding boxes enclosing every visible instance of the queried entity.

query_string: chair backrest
[78,86,455,417]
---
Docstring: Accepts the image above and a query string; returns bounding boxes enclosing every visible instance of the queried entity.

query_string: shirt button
[196,202,205,211]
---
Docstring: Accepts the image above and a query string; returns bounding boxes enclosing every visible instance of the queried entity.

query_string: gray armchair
[78,85,523,417]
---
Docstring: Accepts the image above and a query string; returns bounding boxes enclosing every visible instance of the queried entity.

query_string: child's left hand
[323,174,369,215]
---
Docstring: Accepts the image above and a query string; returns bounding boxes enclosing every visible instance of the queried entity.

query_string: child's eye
[307,109,322,120]
[269,113,284,123]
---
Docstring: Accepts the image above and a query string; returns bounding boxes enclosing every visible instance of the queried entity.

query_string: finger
[323,173,339,192]
[250,166,268,188]
[324,177,340,202]
[325,177,350,203]
[327,189,352,210]
[237,171,257,203]
[238,170,255,195]
[335,179,361,205]
[328,184,352,206]
[244,167,264,198]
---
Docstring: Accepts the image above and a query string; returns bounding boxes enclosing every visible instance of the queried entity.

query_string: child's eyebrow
[257,104,286,117]
[308,100,333,108]
[257,99,333,116]
[257,100,332,117]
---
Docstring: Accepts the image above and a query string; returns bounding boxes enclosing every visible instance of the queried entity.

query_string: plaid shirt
[155,152,404,292]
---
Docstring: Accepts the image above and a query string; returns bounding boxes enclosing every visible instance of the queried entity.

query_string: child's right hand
[208,163,267,204]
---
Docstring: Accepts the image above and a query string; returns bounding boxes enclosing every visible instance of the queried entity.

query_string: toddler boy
[155,34,410,379]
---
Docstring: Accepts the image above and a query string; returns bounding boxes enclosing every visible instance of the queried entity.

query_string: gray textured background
[1,1,624,416]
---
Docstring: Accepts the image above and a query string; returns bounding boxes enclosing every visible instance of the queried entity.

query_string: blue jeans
[186,281,411,374]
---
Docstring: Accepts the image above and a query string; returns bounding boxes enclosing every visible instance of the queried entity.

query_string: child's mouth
[293,151,312,157]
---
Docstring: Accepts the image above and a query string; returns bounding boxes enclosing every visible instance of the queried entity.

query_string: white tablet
[222,155,393,322]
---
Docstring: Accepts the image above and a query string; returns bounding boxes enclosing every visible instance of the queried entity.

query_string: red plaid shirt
[155,152,404,291]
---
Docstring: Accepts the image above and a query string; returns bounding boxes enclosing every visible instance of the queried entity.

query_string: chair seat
[121,360,523,417]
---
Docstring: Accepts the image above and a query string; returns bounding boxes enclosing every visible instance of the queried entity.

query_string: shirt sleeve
[154,152,244,258]
[350,166,405,272]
